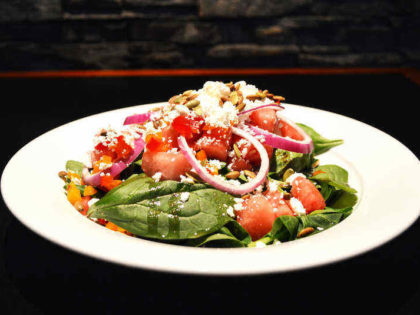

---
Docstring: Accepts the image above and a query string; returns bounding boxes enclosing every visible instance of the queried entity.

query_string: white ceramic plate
[2,103,420,275]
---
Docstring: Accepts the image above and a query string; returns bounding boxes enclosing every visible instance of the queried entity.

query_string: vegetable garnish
[61,81,357,246]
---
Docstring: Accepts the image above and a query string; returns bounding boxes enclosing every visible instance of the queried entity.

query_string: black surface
[1,74,419,315]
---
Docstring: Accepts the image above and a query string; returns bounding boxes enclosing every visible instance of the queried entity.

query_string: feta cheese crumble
[289,197,306,215]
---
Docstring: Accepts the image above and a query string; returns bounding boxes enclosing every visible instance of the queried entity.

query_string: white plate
[2,103,420,275]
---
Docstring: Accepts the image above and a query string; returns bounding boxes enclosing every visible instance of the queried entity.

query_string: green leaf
[267,215,300,242]
[328,190,358,209]
[221,220,252,245]
[88,176,235,240]
[65,160,84,176]
[299,207,353,233]
[297,123,344,155]
[310,165,357,194]
[270,149,314,180]
[186,233,246,248]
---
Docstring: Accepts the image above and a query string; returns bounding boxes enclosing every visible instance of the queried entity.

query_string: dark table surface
[1,73,419,315]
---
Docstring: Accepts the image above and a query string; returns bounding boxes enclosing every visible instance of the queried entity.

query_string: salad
[60,81,357,248]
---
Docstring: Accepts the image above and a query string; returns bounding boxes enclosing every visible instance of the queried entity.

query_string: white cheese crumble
[180,175,194,184]
[255,241,267,248]
[268,180,279,192]
[180,192,190,203]
[286,172,306,185]
[289,197,306,215]
[226,206,235,218]
[152,172,162,182]
[88,198,99,207]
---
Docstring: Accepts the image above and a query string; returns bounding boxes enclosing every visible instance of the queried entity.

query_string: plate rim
[2,102,420,275]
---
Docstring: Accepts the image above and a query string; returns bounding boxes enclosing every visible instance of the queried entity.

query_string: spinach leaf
[310,165,357,194]
[328,190,358,209]
[65,160,84,176]
[88,176,235,240]
[298,207,352,235]
[268,215,300,242]
[297,123,344,156]
[186,233,246,248]
[186,220,251,247]
[269,149,314,180]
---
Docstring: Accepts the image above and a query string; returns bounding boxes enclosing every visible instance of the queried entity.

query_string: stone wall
[0,0,419,70]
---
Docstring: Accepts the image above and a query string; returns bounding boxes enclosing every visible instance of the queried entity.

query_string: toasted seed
[273,95,285,102]
[226,81,234,90]
[187,93,198,101]
[185,99,200,109]
[74,201,84,211]
[151,106,161,112]
[257,91,267,99]
[266,93,274,98]
[313,160,320,168]
[236,102,246,112]
[173,95,186,104]
[235,83,241,91]
[283,168,295,182]
[246,94,258,101]
[233,143,241,159]
[182,90,193,96]
[193,105,203,115]
[186,171,202,182]
[230,91,239,105]
[58,171,67,181]
[241,195,251,200]
[297,227,315,238]
[282,192,291,200]
[226,171,240,179]
[243,170,256,179]
[153,120,160,129]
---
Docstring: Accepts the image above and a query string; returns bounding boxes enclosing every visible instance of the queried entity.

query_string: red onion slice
[82,137,145,187]
[238,103,284,116]
[124,112,154,125]
[248,114,313,154]
[177,127,269,195]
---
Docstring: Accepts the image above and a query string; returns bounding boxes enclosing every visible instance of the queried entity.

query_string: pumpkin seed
[230,91,240,105]
[233,143,241,159]
[187,93,198,101]
[185,99,200,109]
[282,168,295,181]
[297,227,315,238]
[58,171,67,181]
[185,171,202,182]
[236,102,246,112]
[182,90,193,96]
[273,95,285,102]
[243,170,256,179]
[226,171,240,179]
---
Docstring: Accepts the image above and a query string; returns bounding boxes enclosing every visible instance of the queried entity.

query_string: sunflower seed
[233,143,241,158]
[226,171,240,179]
[58,171,67,181]
[297,227,315,238]
[236,102,246,112]
[244,170,256,179]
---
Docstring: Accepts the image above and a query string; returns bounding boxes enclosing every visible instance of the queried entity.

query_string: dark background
[1,0,420,70]
[0,73,419,314]
[1,0,420,314]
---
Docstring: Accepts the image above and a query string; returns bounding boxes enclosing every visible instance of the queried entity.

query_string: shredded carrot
[312,170,325,176]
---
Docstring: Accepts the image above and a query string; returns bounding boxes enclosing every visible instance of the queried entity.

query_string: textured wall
[0,0,419,70]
